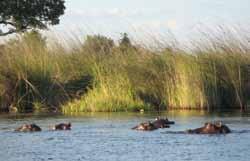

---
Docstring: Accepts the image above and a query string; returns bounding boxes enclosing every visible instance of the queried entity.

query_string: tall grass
[62,49,147,112]
[0,31,93,112]
[0,28,249,113]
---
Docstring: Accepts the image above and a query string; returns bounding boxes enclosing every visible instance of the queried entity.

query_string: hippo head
[187,122,231,134]
[155,117,170,121]
[141,122,152,130]
[204,122,215,129]
[136,123,148,130]
[203,122,230,134]
[15,124,41,132]
[21,124,32,131]
[204,122,217,133]
[134,122,157,131]
[215,121,222,127]
[155,117,160,121]
[30,124,42,131]
[154,117,175,126]
[22,124,29,129]
[63,122,71,130]
[53,122,72,130]
[215,121,231,134]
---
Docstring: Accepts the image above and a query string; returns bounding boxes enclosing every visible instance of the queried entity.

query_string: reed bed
[0,28,249,113]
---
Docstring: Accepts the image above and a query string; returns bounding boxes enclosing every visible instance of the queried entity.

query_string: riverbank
[0,29,249,113]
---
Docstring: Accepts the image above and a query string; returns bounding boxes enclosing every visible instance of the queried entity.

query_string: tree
[0,0,65,36]
[119,33,136,52]
[82,35,114,54]
[119,33,131,47]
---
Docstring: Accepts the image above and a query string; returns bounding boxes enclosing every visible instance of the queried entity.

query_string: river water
[0,111,249,161]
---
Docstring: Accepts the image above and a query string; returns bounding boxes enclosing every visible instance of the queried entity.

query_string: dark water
[0,111,250,161]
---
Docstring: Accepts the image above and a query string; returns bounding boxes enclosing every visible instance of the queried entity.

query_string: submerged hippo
[15,124,42,132]
[152,117,175,128]
[132,122,158,131]
[186,122,231,134]
[51,122,71,130]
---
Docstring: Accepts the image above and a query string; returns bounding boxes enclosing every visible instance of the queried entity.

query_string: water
[0,111,250,161]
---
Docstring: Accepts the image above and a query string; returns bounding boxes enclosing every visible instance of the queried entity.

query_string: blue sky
[0,0,248,43]
[51,0,250,41]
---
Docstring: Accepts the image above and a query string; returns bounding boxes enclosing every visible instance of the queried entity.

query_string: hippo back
[219,125,231,134]
[54,123,71,130]
[30,124,42,131]
[187,122,231,134]
[132,122,157,131]
[15,124,41,132]
[152,118,175,128]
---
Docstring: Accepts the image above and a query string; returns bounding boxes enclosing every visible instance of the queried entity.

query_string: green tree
[82,35,114,54]
[119,33,136,52]
[119,33,131,47]
[0,0,65,36]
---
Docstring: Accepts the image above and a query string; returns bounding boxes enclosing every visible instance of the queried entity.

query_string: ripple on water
[0,112,250,161]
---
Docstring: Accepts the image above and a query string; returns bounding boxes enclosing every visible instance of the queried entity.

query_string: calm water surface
[0,111,250,161]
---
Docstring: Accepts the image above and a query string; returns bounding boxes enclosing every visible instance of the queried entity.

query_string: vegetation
[0,0,65,36]
[0,29,249,113]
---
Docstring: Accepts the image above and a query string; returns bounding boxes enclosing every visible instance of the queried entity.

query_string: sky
[49,0,250,42]
[1,0,250,44]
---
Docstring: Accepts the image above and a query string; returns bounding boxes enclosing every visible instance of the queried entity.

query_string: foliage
[82,35,114,54]
[0,0,65,36]
[0,28,250,113]
[119,33,132,47]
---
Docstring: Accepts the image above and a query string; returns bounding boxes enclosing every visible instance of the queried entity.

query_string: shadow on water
[1,109,250,132]
[1,108,250,118]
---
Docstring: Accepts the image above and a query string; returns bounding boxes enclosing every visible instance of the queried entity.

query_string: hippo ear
[216,122,222,127]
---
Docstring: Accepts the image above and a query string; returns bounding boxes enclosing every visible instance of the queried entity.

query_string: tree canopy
[83,35,115,54]
[119,33,131,47]
[0,0,65,36]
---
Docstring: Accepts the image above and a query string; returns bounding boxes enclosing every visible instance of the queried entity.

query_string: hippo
[186,122,231,134]
[51,122,71,130]
[15,124,42,132]
[152,117,175,128]
[132,122,158,131]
